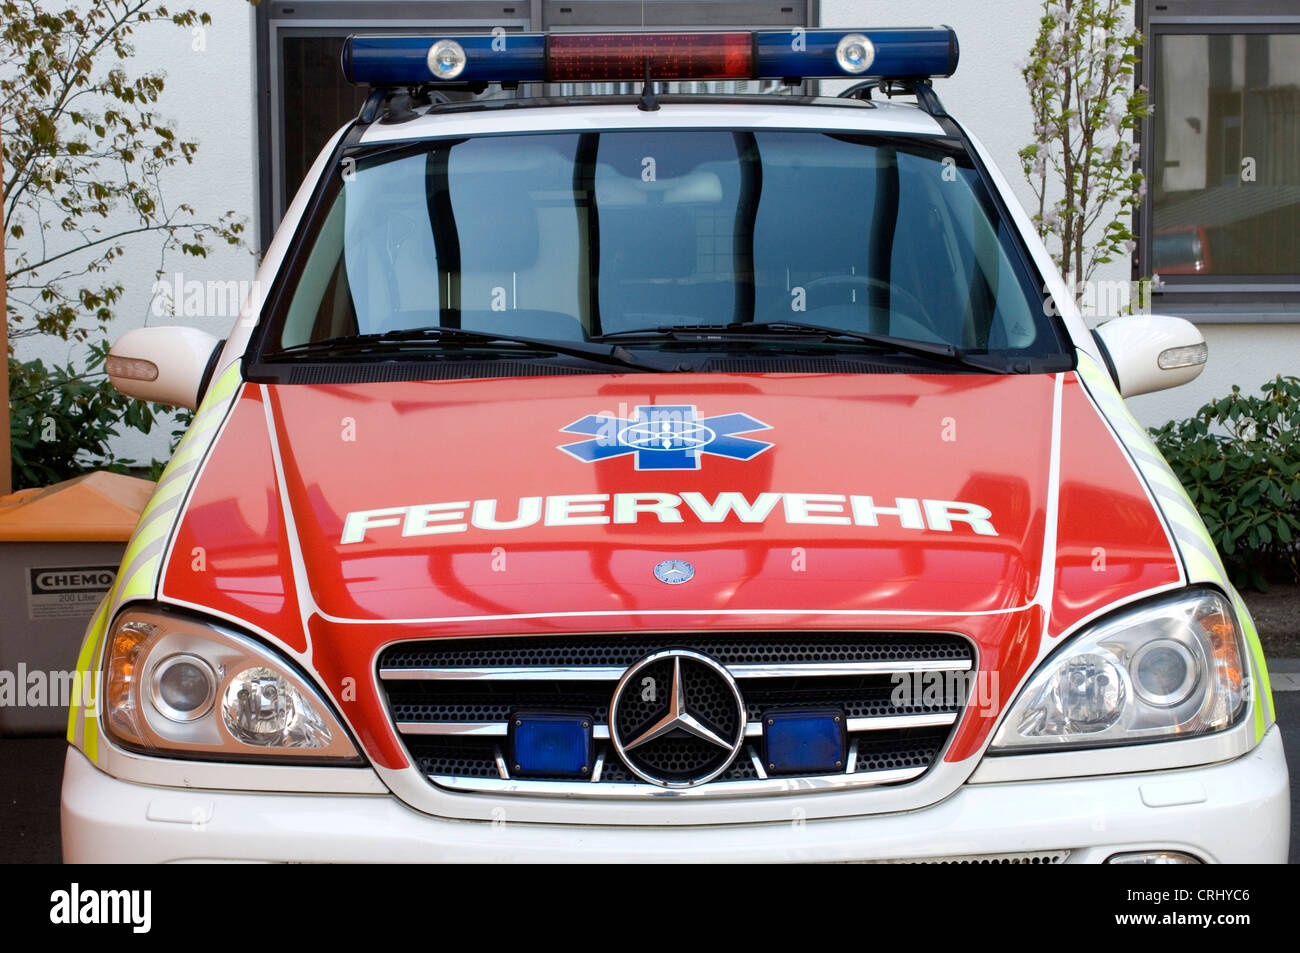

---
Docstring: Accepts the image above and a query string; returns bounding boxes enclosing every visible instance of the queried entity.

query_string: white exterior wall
[1126,322,1300,425]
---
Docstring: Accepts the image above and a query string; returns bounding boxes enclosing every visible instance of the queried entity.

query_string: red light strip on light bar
[546,32,754,82]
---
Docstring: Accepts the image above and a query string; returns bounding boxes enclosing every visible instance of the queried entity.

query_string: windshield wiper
[261,326,678,372]
[592,321,1011,372]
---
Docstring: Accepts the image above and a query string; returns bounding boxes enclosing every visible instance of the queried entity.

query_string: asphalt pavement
[4,679,1298,864]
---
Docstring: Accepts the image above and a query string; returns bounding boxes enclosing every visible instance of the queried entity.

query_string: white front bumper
[62,726,1289,863]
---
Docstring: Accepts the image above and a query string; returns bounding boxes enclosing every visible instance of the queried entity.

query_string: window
[1140,2,1300,295]
[268,130,1058,360]
[254,0,815,252]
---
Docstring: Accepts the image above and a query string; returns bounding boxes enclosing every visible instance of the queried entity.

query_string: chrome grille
[378,632,974,798]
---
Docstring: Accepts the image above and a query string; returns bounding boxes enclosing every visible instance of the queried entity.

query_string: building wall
[1126,322,1300,423]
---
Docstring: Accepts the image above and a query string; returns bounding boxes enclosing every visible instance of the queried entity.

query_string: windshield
[264,128,1064,365]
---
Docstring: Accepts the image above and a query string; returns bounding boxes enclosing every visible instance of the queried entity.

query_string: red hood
[163,370,1184,628]
[270,373,1052,620]
[161,370,1182,767]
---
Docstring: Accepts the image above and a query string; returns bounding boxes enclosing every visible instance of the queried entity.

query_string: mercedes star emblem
[608,649,746,787]
[653,559,695,584]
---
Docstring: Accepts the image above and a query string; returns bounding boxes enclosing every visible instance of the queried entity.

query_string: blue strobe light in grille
[511,712,593,778]
[763,710,846,774]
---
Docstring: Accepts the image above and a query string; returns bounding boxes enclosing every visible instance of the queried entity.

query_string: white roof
[358,98,948,144]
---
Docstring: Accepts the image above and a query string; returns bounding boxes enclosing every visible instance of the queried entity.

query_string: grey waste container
[0,472,153,735]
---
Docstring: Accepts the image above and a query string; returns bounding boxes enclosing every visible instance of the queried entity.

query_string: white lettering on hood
[340,492,997,544]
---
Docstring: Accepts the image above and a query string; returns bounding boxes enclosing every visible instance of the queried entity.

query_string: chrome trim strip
[748,745,768,780]
[591,747,606,783]
[426,764,926,799]
[382,665,626,681]
[727,660,972,678]
[397,711,957,738]
[846,711,958,732]
[398,721,507,736]
[846,738,859,775]
[493,746,510,781]
[381,658,972,682]
[392,721,614,740]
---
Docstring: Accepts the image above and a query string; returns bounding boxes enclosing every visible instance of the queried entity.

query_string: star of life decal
[557,404,774,471]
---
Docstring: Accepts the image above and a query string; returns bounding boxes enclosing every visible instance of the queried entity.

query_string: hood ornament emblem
[653,559,695,584]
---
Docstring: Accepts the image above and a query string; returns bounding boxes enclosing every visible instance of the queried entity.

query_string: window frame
[1137,0,1300,313]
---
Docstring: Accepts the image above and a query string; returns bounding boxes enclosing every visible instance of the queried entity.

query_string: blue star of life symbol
[558,404,773,471]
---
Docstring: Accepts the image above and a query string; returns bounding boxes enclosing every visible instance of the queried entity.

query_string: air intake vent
[699,357,945,374]
[285,361,601,385]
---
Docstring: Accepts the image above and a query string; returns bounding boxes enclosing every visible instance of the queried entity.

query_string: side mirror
[1091,314,1208,398]
[106,326,223,411]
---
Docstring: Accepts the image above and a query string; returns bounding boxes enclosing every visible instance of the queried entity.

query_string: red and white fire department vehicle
[62,27,1288,862]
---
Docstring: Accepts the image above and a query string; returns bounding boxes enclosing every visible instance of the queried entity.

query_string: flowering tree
[1019,0,1150,294]
[2,0,243,344]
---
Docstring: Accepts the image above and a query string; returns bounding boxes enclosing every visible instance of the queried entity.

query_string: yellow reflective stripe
[200,363,242,409]
[166,418,222,469]
[1145,474,1225,576]
[1178,548,1221,585]
[1159,500,1204,535]
[1076,353,1116,394]
[116,513,171,598]
[81,621,110,763]
[67,601,109,742]
[74,601,108,673]
[1143,465,1189,499]
[135,474,190,527]
[119,556,161,602]
[1232,592,1275,742]
[120,517,175,578]
[190,398,229,431]
[185,402,228,439]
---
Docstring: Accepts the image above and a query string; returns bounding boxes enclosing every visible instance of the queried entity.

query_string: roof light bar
[342,34,546,86]
[548,31,754,82]
[340,28,958,87]
[754,28,956,80]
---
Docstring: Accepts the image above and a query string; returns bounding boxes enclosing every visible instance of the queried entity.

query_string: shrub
[1149,375,1300,591]
[8,339,179,490]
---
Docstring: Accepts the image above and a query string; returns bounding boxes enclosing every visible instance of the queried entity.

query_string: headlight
[103,606,362,763]
[990,589,1248,751]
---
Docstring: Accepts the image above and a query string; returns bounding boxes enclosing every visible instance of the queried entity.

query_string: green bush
[8,339,183,490]
[1149,375,1300,591]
